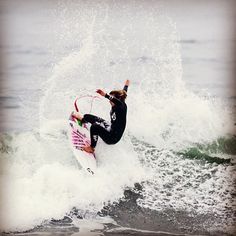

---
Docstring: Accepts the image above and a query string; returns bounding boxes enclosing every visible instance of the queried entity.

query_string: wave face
[0,1,235,234]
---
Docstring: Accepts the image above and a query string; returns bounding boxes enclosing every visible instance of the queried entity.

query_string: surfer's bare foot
[83,145,95,153]
[72,112,83,121]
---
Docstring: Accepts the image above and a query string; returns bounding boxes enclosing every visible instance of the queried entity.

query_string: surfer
[73,80,129,153]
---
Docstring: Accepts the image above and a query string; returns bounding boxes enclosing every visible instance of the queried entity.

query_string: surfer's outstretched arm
[123,79,130,92]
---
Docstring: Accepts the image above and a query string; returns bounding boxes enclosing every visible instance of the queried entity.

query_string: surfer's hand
[96,89,106,96]
[125,80,130,86]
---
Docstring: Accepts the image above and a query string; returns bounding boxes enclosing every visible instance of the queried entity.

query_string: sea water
[0,1,235,235]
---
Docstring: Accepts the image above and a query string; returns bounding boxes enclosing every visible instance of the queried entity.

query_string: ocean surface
[0,0,236,235]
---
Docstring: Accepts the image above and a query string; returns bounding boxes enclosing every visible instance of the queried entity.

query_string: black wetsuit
[82,85,128,148]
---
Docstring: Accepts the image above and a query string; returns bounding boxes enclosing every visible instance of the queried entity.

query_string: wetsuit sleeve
[123,85,128,92]
[105,93,122,106]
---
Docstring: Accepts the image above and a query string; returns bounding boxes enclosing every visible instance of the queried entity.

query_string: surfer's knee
[90,123,102,134]
[82,114,90,123]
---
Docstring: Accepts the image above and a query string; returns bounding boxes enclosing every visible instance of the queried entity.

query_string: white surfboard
[69,113,96,175]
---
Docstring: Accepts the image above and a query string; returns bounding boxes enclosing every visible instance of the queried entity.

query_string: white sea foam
[0,129,145,231]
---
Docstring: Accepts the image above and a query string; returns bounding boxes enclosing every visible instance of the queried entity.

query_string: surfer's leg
[83,114,106,125]
[90,123,113,148]
[82,115,110,153]
[90,123,101,148]
[83,124,115,153]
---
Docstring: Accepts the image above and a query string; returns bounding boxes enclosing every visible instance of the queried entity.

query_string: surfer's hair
[109,90,127,101]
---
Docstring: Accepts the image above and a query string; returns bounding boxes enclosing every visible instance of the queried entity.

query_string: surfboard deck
[69,113,96,175]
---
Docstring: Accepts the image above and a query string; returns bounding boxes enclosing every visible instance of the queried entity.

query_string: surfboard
[69,107,96,175]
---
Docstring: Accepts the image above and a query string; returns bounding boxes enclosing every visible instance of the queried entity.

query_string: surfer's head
[109,90,127,102]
